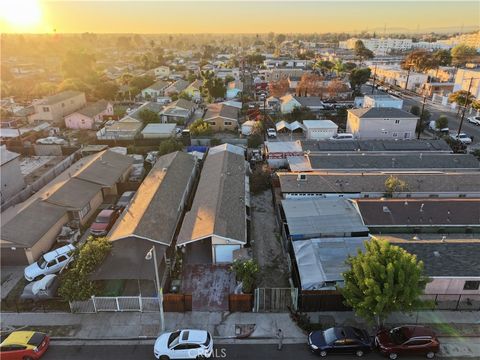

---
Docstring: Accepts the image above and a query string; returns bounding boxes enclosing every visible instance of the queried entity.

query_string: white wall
[0,158,26,204]
[426,278,480,295]
[347,114,417,140]
[306,127,338,140]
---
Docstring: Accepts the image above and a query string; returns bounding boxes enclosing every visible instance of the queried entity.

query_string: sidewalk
[1,311,480,357]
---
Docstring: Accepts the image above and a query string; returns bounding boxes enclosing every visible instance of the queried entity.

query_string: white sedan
[154,329,213,359]
[450,132,472,145]
[467,116,480,126]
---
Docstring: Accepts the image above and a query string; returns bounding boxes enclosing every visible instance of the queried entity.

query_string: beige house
[347,107,418,140]
[29,90,87,125]
[203,104,239,132]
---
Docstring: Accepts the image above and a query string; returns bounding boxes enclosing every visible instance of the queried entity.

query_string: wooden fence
[163,294,192,312]
[229,294,253,312]
[298,290,351,312]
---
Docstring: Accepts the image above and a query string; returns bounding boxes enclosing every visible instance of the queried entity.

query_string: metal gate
[253,287,298,312]
[70,296,160,313]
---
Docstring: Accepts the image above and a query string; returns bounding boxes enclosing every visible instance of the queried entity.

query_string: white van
[24,244,75,281]
[330,133,354,140]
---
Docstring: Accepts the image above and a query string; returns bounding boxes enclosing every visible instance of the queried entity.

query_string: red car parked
[0,331,49,360]
[89,209,120,237]
[376,326,440,359]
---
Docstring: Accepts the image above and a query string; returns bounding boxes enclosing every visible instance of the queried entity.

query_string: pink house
[64,100,113,130]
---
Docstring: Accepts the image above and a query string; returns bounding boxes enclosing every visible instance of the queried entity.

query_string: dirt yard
[251,190,290,288]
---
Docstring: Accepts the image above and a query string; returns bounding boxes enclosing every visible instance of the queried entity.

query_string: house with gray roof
[92,151,198,284]
[177,144,249,263]
[347,107,419,140]
[141,80,170,99]
[160,99,196,124]
[1,146,25,205]
[64,100,113,130]
[164,79,190,96]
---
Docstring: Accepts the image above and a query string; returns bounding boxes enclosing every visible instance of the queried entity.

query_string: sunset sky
[0,1,479,34]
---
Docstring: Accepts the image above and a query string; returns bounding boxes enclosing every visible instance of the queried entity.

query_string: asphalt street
[362,84,480,146]
[43,343,434,360]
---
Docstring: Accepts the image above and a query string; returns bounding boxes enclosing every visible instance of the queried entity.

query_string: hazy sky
[0,1,479,34]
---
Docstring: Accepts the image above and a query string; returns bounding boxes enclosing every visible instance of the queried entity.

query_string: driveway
[1,266,24,300]
[182,264,235,311]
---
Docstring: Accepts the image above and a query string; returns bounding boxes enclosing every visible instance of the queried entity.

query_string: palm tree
[449,90,475,115]
[332,60,345,76]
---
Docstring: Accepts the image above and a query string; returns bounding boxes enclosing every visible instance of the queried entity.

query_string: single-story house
[97,118,143,140]
[164,79,190,96]
[64,100,113,130]
[142,123,176,139]
[92,152,198,288]
[141,80,170,99]
[226,80,243,99]
[160,99,195,124]
[203,104,239,132]
[303,120,338,140]
[241,120,257,136]
[362,94,403,109]
[184,80,203,101]
[1,200,69,265]
[177,144,249,263]
[280,95,324,114]
[264,141,303,168]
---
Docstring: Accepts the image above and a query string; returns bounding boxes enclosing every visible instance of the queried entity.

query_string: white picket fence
[70,296,160,313]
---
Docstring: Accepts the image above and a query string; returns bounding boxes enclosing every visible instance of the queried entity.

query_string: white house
[280,95,324,114]
[141,123,176,139]
[141,80,170,99]
[453,68,480,100]
[303,120,338,140]
[347,107,418,140]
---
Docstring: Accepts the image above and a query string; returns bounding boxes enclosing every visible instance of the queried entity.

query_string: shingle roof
[77,100,110,118]
[307,154,479,171]
[1,199,67,247]
[204,104,239,121]
[147,80,170,91]
[40,91,84,105]
[109,152,196,245]
[356,198,480,226]
[279,172,480,194]
[73,150,134,187]
[45,177,103,210]
[394,242,480,277]
[167,79,189,93]
[177,144,246,245]
[348,107,418,119]
[0,146,20,166]
[293,96,324,107]
[129,102,164,120]
[172,99,195,111]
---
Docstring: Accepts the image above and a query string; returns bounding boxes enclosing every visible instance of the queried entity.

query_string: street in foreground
[43,343,447,360]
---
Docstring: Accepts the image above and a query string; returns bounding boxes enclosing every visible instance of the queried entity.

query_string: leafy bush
[229,259,259,294]
[250,166,271,194]
[210,138,222,146]
[158,137,183,156]
[247,134,263,148]
[58,237,112,302]
[189,119,213,137]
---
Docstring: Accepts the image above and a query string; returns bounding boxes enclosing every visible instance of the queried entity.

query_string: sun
[0,0,42,31]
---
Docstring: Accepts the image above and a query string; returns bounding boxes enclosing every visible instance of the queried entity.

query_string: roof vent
[420,203,425,212]
[382,206,391,213]
[434,251,440,257]
[297,174,307,181]
[162,167,168,172]
[404,201,408,206]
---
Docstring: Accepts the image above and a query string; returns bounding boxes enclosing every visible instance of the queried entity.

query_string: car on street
[24,244,75,281]
[116,191,136,209]
[20,274,60,302]
[0,331,50,360]
[267,128,277,138]
[449,132,472,144]
[154,329,213,359]
[307,326,373,357]
[467,116,480,125]
[89,209,121,237]
[376,326,440,359]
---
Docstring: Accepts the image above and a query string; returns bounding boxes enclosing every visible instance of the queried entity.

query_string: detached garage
[303,120,338,140]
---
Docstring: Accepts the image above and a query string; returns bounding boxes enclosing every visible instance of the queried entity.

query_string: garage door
[1,247,28,265]
[214,245,241,263]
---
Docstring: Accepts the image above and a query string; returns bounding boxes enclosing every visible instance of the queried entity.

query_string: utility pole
[457,76,474,137]
[404,66,411,90]
[371,63,378,94]
[418,93,427,139]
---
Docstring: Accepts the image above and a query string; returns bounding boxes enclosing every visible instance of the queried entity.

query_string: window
[47,260,57,268]
[392,132,398,137]
[363,194,370,198]
[429,194,439,198]
[464,281,480,290]
[210,121,216,126]
[395,120,400,124]
[173,344,190,350]
[57,255,68,263]
[224,121,232,126]
[78,203,91,219]
[407,339,430,346]
[43,107,50,112]
[459,194,467,198]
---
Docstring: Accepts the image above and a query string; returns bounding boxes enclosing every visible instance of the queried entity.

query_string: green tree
[354,40,374,62]
[410,105,420,116]
[435,115,449,130]
[138,109,159,123]
[451,44,478,67]
[448,90,475,109]
[94,81,119,101]
[349,68,371,94]
[384,175,409,197]
[189,119,213,136]
[229,259,260,294]
[432,49,452,67]
[342,238,428,326]
[178,91,192,101]
[158,138,183,156]
[402,49,436,72]
[58,237,112,302]
[247,133,263,148]
[62,50,97,81]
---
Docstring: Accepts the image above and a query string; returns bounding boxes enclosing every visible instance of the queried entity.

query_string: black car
[308,326,373,357]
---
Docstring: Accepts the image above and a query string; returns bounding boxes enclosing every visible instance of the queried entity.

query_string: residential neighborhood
[1,1,480,359]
